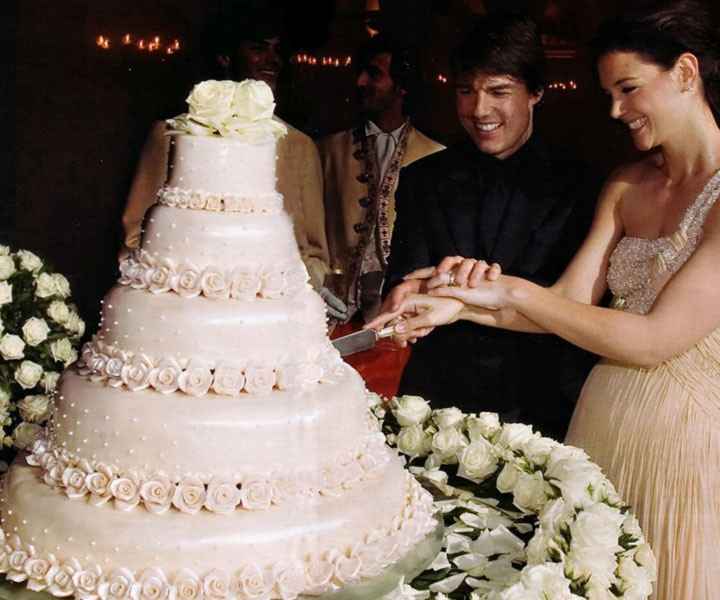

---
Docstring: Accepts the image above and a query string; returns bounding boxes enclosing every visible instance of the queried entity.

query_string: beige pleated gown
[566,171,720,600]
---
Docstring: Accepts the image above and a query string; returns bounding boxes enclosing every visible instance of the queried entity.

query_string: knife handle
[376,326,396,339]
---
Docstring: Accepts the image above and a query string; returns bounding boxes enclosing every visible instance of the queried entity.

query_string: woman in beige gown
[369,3,720,599]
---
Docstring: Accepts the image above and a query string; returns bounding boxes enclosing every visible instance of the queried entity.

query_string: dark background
[6,0,719,331]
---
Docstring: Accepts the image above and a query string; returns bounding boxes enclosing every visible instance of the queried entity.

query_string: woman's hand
[404,256,502,289]
[365,294,464,347]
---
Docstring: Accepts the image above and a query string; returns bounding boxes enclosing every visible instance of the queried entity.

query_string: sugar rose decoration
[167,79,287,141]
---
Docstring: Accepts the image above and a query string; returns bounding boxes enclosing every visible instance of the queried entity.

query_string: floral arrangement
[371,395,657,600]
[167,79,287,141]
[0,246,84,453]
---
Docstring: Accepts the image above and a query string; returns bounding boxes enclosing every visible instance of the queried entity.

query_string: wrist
[505,276,532,309]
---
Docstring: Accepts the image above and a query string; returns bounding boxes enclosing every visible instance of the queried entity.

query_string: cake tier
[138,205,300,278]
[93,285,331,372]
[166,133,276,197]
[46,367,373,482]
[0,462,436,598]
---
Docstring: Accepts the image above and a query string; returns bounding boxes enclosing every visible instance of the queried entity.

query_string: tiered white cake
[0,81,436,599]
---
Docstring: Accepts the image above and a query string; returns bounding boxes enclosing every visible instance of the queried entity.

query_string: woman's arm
[121,121,171,253]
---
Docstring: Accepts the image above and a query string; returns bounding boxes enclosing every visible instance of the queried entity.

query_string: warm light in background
[94,34,182,57]
[293,53,352,68]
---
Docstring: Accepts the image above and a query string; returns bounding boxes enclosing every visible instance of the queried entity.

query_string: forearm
[506,278,658,365]
[459,305,549,333]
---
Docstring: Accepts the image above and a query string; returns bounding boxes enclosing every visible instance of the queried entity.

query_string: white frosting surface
[95,286,329,367]
[166,134,276,197]
[51,369,369,479]
[141,205,300,271]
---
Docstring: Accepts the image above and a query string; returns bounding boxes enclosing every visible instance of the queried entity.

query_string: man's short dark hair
[451,12,546,94]
[354,34,420,115]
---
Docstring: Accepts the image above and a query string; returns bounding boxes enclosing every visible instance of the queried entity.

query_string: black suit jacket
[386,136,600,439]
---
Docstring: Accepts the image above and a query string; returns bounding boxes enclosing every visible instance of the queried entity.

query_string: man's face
[234,36,283,93]
[356,52,404,116]
[455,71,542,159]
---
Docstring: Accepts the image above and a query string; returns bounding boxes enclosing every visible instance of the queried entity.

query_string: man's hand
[318,287,350,321]
[404,256,502,289]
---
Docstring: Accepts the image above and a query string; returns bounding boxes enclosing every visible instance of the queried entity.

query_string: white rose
[98,568,138,600]
[334,554,362,584]
[200,267,230,299]
[567,503,624,588]
[205,477,241,514]
[73,564,103,599]
[229,268,261,300]
[34,273,57,298]
[433,407,465,429]
[121,354,154,392]
[0,245,8,255]
[110,476,142,511]
[144,261,175,294]
[232,563,271,600]
[25,556,59,592]
[545,457,606,508]
[617,556,654,600]
[496,462,521,493]
[232,79,276,121]
[41,371,61,393]
[522,436,558,466]
[212,365,245,396]
[173,264,203,298]
[175,569,202,600]
[513,563,576,599]
[62,466,89,499]
[172,478,207,515]
[392,395,431,426]
[304,558,334,592]
[51,274,71,298]
[16,250,43,273]
[396,425,432,457]
[0,334,26,360]
[64,312,85,337]
[86,464,115,506]
[166,114,214,137]
[0,255,15,280]
[239,479,273,510]
[497,423,536,451]
[140,476,174,515]
[244,365,276,395]
[137,568,172,600]
[0,386,10,412]
[272,561,305,600]
[457,438,498,483]
[0,281,12,305]
[50,338,77,366]
[431,427,468,463]
[179,365,213,396]
[150,358,182,394]
[22,317,50,346]
[202,569,230,599]
[633,543,657,573]
[47,300,70,324]
[186,80,237,128]
[466,412,501,440]
[18,394,51,423]
[15,360,43,389]
[48,560,79,597]
[512,471,550,512]
[13,422,43,450]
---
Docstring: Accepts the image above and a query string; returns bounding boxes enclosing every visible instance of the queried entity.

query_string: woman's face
[598,51,686,151]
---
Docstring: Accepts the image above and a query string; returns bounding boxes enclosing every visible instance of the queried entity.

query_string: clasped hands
[367,256,507,346]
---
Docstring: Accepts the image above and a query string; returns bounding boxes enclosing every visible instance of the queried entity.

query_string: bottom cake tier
[0,461,436,599]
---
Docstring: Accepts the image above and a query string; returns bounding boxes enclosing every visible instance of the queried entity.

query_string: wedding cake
[0,80,436,599]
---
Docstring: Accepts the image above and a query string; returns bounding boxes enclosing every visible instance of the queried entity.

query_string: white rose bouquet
[0,246,84,453]
[373,396,656,600]
[167,79,287,141]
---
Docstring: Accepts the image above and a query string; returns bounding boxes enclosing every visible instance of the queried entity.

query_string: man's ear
[530,87,544,107]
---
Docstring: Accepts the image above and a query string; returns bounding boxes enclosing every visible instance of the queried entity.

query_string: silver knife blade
[332,326,395,357]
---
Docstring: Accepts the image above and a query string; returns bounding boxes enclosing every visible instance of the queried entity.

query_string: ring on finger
[447,271,456,286]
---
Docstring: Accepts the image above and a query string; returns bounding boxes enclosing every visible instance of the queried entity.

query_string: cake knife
[332,326,396,356]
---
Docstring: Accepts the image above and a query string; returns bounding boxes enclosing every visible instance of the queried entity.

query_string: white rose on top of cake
[0,80,438,599]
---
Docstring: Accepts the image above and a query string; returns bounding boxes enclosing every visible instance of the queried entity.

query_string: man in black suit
[383,12,599,439]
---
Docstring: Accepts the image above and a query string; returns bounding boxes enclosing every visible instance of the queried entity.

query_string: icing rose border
[28,431,393,515]
[156,186,283,214]
[0,474,436,600]
[76,339,346,397]
[118,250,308,301]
